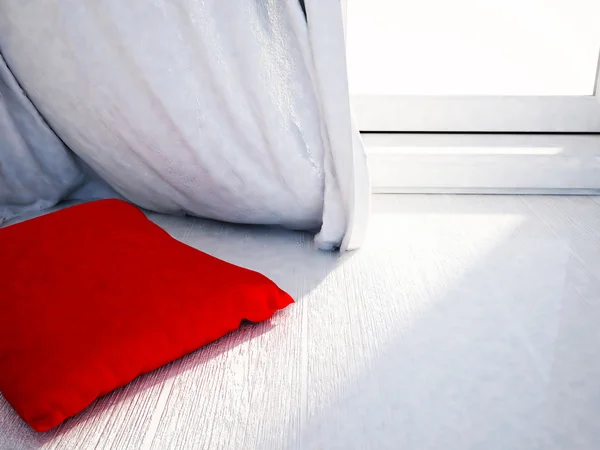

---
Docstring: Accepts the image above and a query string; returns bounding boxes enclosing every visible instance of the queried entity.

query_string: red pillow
[0,199,293,432]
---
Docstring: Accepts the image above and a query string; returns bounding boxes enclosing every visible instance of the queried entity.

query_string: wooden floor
[2,195,600,450]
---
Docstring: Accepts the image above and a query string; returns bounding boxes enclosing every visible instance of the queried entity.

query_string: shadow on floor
[292,196,600,450]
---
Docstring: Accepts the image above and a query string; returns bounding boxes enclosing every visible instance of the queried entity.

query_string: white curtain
[0,52,83,226]
[0,0,369,250]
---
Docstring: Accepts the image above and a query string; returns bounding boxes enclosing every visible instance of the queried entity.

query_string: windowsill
[364,133,600,194]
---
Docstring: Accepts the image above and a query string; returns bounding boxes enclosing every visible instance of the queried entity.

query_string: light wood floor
[2,195,600,450]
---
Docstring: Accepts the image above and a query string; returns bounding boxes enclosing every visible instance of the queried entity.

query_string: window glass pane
[347,0,600,96]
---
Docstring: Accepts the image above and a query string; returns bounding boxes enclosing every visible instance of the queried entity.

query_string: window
[344,0,600,192]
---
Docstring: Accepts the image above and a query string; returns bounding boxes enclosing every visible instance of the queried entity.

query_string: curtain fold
[0,52,83,226]
[304,0,370,251]
[0,0,369,249]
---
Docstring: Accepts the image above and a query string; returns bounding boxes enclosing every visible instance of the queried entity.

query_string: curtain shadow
[147,211,348,300]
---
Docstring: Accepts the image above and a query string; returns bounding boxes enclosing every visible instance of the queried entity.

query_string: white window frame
[343,0,600,193]
[354,94,600,133]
